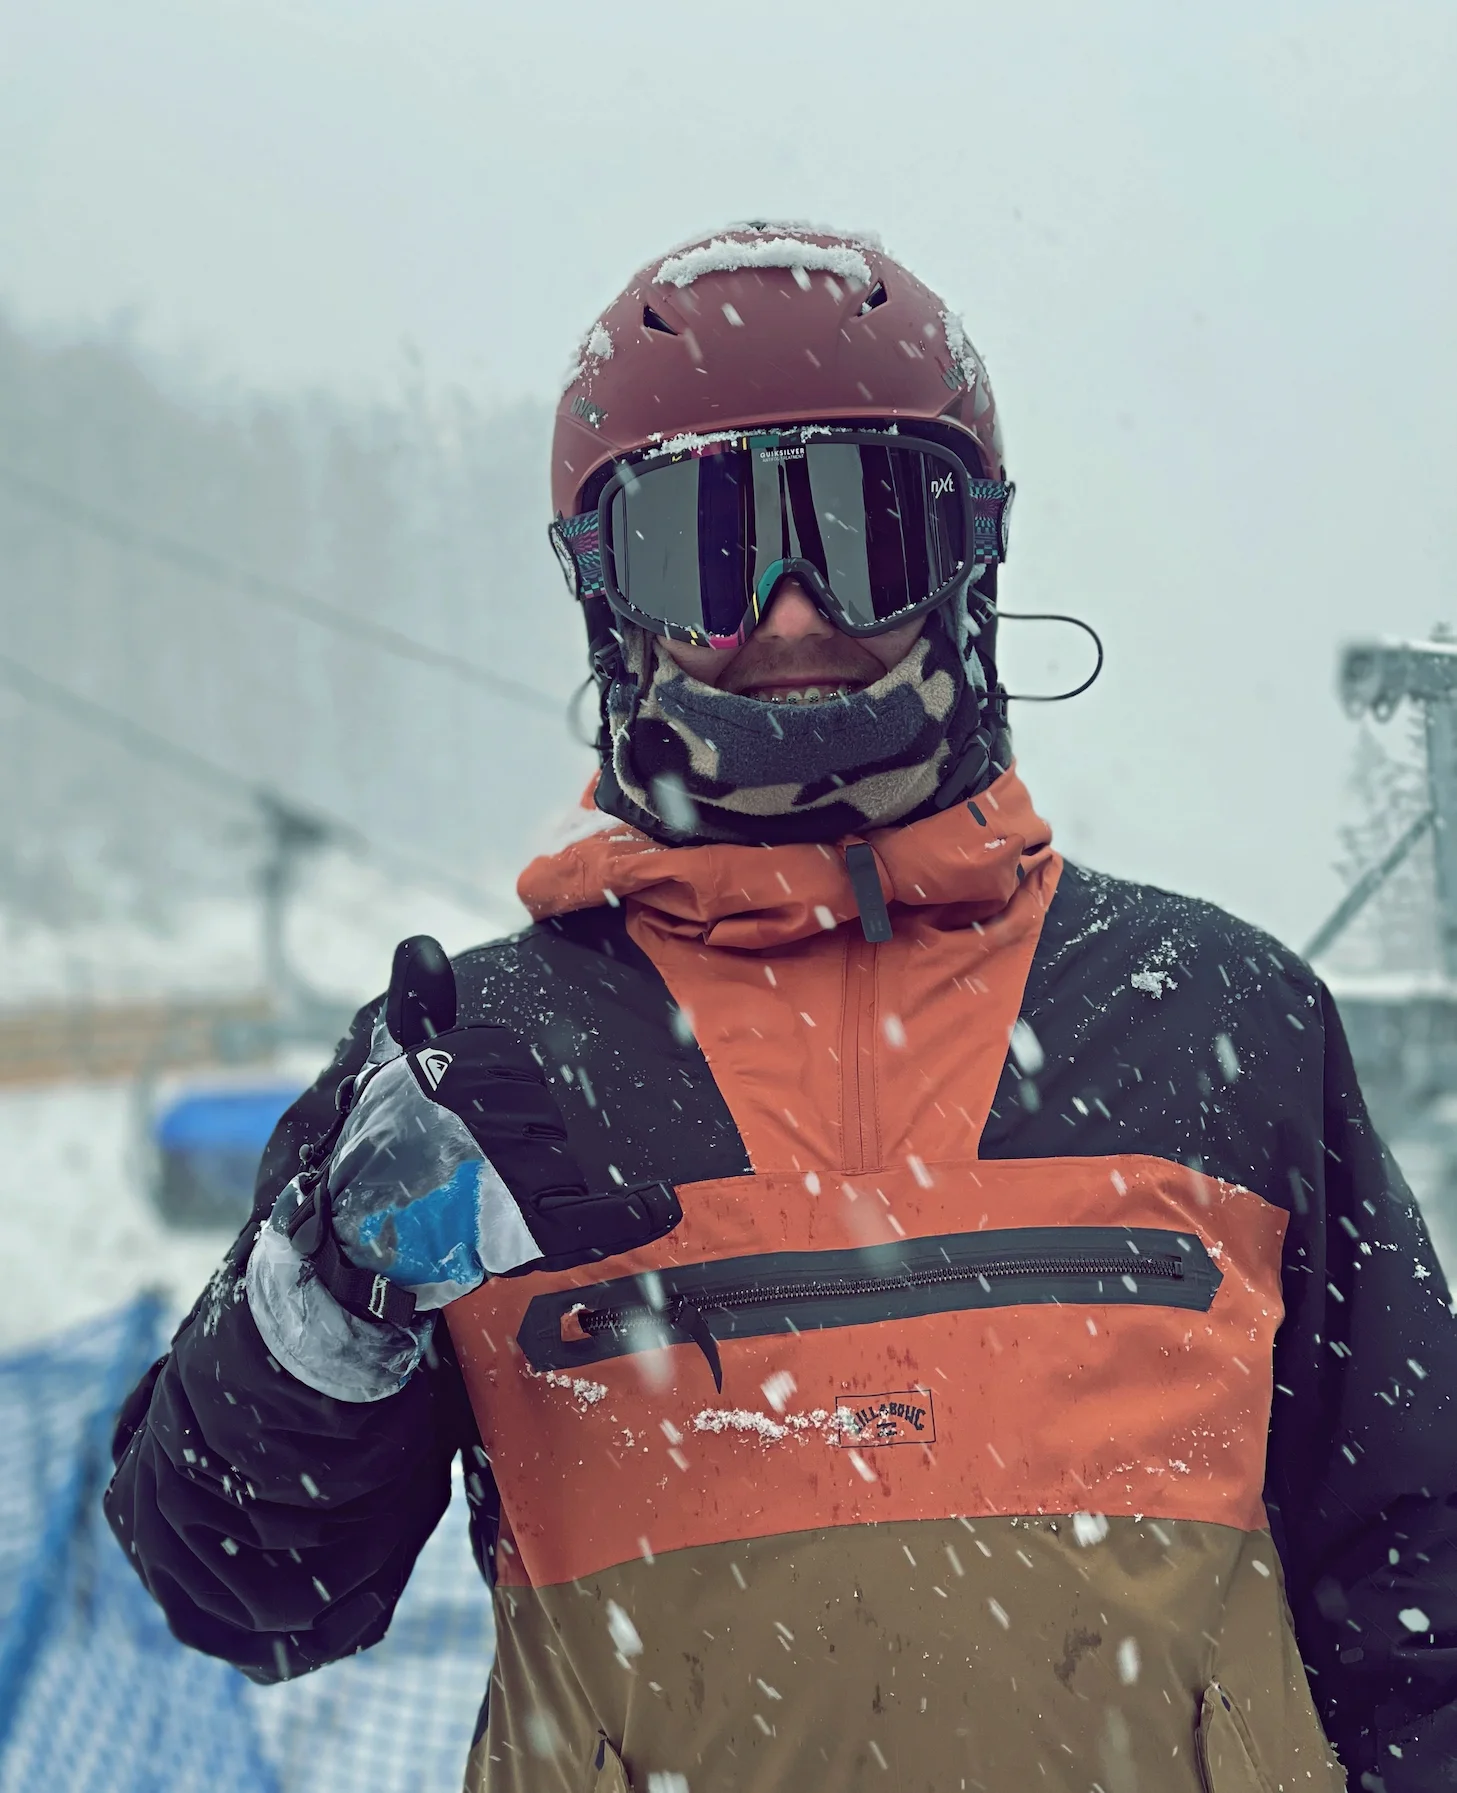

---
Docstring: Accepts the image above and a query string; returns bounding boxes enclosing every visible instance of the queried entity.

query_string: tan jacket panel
[465,1516,1343,1793]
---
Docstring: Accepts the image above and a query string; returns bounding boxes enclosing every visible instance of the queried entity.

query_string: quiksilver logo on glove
[417,1047,454,1091]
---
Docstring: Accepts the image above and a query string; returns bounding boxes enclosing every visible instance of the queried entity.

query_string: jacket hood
[518,766,1052,951]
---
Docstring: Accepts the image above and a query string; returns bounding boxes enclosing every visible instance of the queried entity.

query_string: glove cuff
[245,1223,432,1403]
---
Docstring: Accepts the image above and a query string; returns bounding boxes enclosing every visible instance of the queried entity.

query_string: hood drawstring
[844,843,893,944]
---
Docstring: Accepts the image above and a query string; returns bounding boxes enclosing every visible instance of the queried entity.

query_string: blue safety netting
[0,1296,494,1793]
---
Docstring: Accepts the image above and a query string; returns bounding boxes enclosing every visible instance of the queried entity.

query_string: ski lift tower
[1314,631,1457,1250]
[255,791,351,1048]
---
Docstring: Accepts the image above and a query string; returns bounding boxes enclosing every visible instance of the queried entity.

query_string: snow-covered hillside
[0,849,535,1348]
[0,849,525,1013]
[0,1080,229,1348]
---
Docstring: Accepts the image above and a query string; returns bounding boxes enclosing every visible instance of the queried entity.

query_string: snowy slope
[0,1080,233,1348]
[0,848,525,1013]
[0,834,553,1348]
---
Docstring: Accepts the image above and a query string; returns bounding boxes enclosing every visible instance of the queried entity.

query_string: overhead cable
[0,463,564,719]
[0,650,515,922]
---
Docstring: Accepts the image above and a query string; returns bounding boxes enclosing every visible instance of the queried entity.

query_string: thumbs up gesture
[277,937,682,1324]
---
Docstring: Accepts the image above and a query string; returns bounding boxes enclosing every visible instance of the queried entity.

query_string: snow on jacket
[106,769,1457,1793]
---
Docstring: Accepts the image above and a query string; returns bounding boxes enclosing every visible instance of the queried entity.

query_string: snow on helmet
[551,222,1006,519]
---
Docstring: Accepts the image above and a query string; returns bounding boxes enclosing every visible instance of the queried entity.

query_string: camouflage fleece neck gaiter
[595,605,1003,846]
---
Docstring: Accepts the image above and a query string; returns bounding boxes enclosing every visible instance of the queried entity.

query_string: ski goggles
[549,426,1014,647]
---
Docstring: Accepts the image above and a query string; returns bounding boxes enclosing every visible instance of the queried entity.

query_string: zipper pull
[844,842,892,944]
[671,1297,723,1392]
[559,1303,591,1345]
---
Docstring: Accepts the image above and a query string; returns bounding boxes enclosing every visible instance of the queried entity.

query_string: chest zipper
[839,933,878,1175]
[519,1226,1220,1394]
[840,841,889,1175]
[566,1248,1186,1391]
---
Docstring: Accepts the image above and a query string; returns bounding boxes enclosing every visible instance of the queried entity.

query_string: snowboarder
[108,223,1457,1792]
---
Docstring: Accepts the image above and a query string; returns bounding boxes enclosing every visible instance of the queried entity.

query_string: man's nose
[758,575,835,641]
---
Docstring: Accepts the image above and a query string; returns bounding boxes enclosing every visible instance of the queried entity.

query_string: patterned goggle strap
[548,512,606,601]
[967,479,1015,565]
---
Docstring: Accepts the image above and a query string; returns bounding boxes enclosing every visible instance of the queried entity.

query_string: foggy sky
[3,0,1454,948]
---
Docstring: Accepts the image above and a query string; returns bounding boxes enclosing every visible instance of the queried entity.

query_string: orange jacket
[435,770,1455,1791]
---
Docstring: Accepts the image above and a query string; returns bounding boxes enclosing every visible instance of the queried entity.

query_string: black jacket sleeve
[1266,987,1457,1792]
[104,1000,484,1683]
[981,867,1457,1790]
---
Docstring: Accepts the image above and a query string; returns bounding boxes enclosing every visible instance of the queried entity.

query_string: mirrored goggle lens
[605,436,971,641]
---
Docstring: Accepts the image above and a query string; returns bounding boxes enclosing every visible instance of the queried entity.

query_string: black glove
[278,936,682,1325]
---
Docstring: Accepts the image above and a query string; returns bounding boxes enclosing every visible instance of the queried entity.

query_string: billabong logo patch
[834,1390,935,1448]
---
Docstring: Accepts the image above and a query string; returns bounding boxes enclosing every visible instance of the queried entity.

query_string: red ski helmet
[551,222,1005,519]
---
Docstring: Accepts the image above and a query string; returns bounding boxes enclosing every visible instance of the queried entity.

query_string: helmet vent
[642,305,679,335]
[857,280,889,316]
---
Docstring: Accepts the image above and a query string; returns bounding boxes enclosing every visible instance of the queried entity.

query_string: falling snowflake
[606,1599,643,1659]
[1009,1019,1044,1074]
[761,1371,798,1414]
